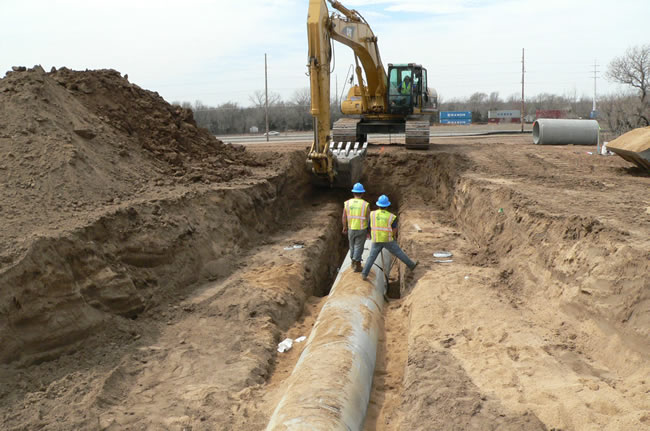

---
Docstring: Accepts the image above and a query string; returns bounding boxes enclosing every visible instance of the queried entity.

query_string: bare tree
[487,91,502,110]
[606,44,650,126]
[468,92,488,122]
[249,90,282,109]
[291,88,312,131]
[291,87,311,107]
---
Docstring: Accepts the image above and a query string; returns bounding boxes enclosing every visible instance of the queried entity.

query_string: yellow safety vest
[370,209,396,242]
[344,198,369,230]
[400,81,411,95]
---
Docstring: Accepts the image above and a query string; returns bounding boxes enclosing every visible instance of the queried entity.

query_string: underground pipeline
[265,247,392,430]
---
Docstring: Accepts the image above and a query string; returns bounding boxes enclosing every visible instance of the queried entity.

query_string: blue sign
[440,111,472,124]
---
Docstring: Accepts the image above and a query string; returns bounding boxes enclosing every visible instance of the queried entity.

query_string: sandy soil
[1,67,648,430]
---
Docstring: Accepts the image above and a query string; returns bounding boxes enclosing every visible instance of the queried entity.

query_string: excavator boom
[306,0,374,187]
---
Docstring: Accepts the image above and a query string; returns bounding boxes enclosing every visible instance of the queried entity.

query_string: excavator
[306,0,438,187]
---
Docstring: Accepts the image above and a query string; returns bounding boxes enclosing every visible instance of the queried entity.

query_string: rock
[74,128,96,140]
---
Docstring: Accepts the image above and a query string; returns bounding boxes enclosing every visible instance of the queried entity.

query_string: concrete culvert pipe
[532,119,599,145]
[266,248,391,430]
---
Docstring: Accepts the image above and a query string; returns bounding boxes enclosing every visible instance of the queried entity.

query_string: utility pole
[521,48,525,132]
[592,59,600,114]
[336,75,338,108]
[265,53,269,142]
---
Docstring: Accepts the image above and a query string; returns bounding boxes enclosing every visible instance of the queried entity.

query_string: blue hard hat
[376,195,391,207]
[351,183,365,193]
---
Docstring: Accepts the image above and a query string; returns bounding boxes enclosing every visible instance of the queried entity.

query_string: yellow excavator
[306,0,438,187]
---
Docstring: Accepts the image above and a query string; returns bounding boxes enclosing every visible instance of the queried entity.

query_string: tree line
[175,44,649,137]
[174,88,344,136]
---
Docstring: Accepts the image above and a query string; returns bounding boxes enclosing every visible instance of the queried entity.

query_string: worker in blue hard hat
[361,194,418,280]
[342,182,370,272]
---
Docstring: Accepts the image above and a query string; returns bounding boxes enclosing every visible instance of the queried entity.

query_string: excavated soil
[1,68,649,431]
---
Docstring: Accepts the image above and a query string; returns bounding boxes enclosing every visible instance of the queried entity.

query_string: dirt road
[1,68,648,430]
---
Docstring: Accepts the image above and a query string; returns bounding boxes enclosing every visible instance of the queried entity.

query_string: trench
[262,150,648,430]
[1,148,647,430]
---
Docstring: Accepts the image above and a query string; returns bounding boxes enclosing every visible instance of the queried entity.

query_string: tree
[468,92,488,122]
[249,90,282,109]
[487,91,502,110]
[606,44,650,126]
[291,88,312,131]
[599,94,641,135]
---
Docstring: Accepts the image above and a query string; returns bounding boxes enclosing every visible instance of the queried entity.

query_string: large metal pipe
[266,247,390,430]
[533,119,599,145]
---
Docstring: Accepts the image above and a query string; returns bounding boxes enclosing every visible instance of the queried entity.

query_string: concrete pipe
[266,247,391,431]
[533,119,599,145]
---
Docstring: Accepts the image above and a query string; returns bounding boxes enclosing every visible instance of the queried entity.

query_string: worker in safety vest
[398,75,412,95]
[361,194,418,281]
[342,182,370,272]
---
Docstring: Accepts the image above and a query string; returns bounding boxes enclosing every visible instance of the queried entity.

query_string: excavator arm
[307,0,385,187]
[307,0,334,184]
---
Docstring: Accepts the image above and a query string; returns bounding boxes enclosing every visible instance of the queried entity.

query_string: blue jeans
[362,241,415,277]
[348,229,367,262]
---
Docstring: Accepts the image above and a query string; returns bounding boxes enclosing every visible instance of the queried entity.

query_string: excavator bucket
[331,141,367,187]
[308,141,368,188]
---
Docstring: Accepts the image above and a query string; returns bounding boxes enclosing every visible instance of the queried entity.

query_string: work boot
[354,261,362,272]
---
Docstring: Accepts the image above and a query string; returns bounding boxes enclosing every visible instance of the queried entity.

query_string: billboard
[440,111,472,125]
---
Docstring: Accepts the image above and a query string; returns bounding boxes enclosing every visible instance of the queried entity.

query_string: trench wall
[364,152,648,344]
[0,152,330,364]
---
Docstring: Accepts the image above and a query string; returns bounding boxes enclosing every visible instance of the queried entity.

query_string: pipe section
[266,247,390,430]
[533,119,599,145]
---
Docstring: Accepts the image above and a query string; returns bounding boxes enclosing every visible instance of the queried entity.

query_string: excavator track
[405,120,430,149]
[332,118,362,143]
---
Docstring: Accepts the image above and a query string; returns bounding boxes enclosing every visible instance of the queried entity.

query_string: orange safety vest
[344,198,369,230]
[370,209,396,242]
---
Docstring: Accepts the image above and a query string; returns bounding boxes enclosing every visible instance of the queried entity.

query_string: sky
[1,0,648,108]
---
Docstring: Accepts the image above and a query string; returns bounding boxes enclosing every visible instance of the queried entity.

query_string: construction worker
[361,194,417,280]
[342,182,370,272]
[399,75,412,95]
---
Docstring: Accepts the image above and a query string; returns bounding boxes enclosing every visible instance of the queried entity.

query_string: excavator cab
[387,64,436,115]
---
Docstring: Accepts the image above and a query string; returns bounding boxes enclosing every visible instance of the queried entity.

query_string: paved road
[217,128,531,144]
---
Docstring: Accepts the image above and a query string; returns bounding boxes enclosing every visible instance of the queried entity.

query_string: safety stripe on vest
[345,199,369,228]
[370,210,395,242]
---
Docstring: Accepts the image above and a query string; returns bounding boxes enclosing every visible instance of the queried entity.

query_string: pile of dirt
[0,66,269,263]
[606,126,650,171]
[48,67,263,179]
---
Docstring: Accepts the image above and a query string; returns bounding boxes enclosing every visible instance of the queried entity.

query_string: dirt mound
[0,66,268,263]
[48,67,262,179]
[606,126,650,171]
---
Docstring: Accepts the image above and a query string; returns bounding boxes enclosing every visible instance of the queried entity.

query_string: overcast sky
[1,0,648,108]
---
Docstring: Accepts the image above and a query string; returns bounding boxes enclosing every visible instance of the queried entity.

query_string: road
[217,126,532,144]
